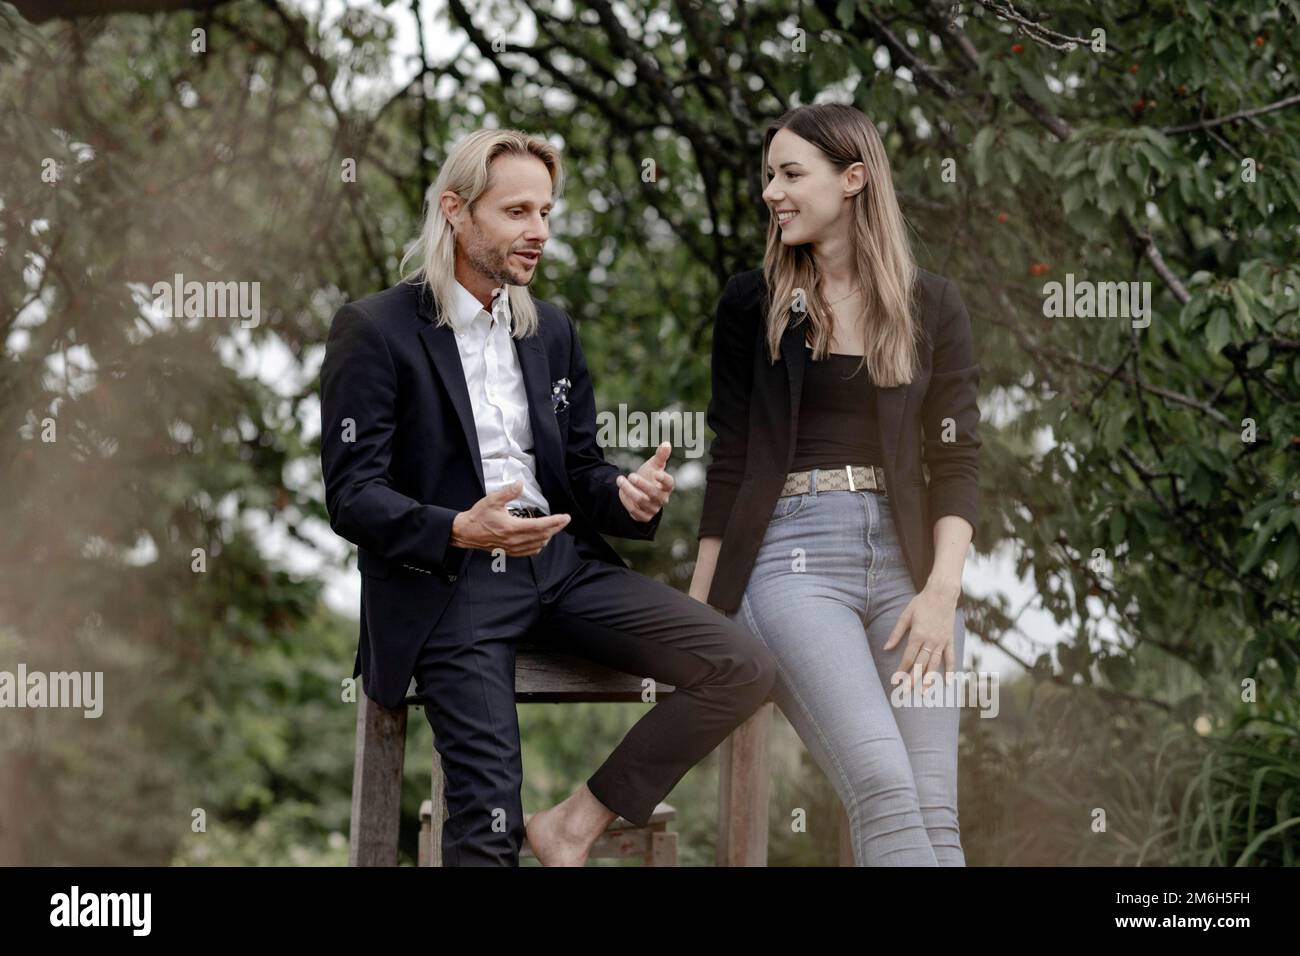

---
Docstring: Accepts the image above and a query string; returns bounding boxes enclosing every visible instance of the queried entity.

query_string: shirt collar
[450,281,512,335]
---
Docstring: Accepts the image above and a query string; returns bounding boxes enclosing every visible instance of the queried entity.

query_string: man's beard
[465,219,533,287]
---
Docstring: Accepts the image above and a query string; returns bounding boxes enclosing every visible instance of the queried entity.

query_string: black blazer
[698,267,981,612]
[320,280,662,708]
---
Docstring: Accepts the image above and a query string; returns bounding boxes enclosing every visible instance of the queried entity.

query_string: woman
[689,103,981,866]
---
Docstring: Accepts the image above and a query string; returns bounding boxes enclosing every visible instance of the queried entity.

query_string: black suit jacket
[320,280,663,708]
[698,267,981,612]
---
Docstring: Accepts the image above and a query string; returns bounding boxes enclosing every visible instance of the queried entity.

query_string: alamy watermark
[890,669,999,718]
[596,404,705,459]
[1042,273,1151,328]
[49,886,150,935]
[150,273,260,328]
[0,664,103,718]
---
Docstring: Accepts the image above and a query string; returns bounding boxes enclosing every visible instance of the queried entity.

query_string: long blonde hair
[761,104,921,386]
[399,128,564,338]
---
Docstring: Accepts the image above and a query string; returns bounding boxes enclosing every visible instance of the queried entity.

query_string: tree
[3,0,1297,864]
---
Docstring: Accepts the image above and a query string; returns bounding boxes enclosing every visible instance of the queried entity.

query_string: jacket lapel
[876,378,907,475]
[510,332,571,497]
[414,283,568,501]
[415,285,485,495]
[778,323,807,471]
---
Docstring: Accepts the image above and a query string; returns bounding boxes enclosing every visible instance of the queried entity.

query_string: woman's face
[761,128,865,247]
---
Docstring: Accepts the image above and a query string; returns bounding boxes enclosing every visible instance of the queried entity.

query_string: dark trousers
[411,527,777,866]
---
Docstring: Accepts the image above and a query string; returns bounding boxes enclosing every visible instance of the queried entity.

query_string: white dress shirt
[448,281,551,515]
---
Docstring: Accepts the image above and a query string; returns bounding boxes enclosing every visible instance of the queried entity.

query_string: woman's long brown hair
[761,103,922,386]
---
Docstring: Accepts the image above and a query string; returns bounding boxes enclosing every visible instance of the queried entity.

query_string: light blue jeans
[730,469,966,866]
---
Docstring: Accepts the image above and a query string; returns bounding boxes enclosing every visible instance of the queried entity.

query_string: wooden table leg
[716,701,773,867]
[349,690,407,866]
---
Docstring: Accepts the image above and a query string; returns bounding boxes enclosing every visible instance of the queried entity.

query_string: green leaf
[1179,293,1208,331]
[1210,38,1235,77]
[1278,533,1300,580]
[1097,187,1121,216]
[1061,154,1090,178]
[1109,508,1128,546]
[1240,509,1292,572]
[1101,407,1132,453]
[1063,182,1085,214]
[1187,465,1214,505]
[972,126,996,187]
[1206,309,1232,354]
[1096,143,1117,187]
[1231,283,1255,331]
[1003,149,1023,185]
[1127,157,1147,189]
[1012,65,1054,107]
[1137,141,1175,178]
[1154,24,1179,55]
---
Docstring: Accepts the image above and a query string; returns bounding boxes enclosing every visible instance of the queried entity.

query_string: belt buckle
[845,465,856,492]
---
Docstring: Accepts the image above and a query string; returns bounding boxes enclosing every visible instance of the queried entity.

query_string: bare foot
[525,805,589,866]
[525,785,617,866]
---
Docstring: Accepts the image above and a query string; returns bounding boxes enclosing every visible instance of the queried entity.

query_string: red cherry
[997,212,1009,224]
[1011,43,1024,54]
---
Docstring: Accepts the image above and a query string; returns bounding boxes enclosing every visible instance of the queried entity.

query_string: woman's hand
[883,585,959,690]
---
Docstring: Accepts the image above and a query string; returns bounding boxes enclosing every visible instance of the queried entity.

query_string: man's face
[446,153,553,287]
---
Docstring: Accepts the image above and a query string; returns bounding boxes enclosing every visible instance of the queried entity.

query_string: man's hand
[616,441,674,523]
[449,481,570,556]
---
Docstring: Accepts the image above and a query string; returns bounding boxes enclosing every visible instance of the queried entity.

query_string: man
[319,129,776,866]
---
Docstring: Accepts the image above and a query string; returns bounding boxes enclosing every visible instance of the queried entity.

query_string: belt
[780,464,886,497]
[506,505,549,518]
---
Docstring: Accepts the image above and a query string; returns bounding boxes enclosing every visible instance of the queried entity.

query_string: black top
[697,268,981,613]
[789,345,884,471]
